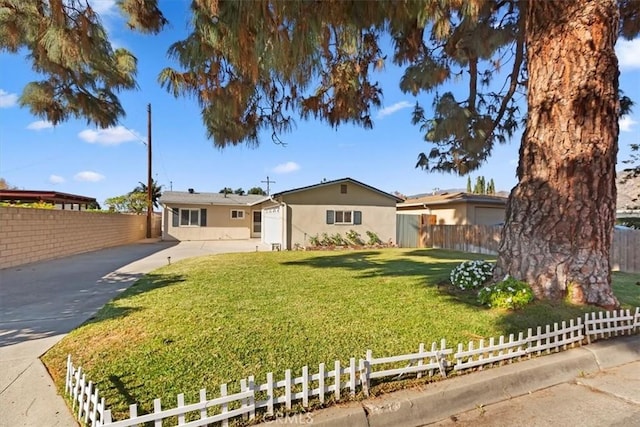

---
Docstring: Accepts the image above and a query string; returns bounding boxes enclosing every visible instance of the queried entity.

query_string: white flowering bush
[478,276,534,310]
[449,260,495,290]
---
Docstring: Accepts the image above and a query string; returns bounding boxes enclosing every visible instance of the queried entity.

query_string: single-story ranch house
[396,192,507,225]
[159,178,402,249]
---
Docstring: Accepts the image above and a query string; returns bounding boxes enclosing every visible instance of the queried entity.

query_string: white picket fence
[65,307,640,427]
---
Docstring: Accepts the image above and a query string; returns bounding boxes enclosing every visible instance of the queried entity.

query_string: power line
[117,120,172,186]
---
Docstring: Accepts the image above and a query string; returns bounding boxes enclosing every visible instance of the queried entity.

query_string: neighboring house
[159,190,266,241]
[0,190,97,210]
[397,192,507,225]
[159,178,401,249]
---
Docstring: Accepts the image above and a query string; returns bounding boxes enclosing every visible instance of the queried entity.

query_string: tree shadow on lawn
[282,249,625,340]
[81,272,186,327]
[282,249,462,281]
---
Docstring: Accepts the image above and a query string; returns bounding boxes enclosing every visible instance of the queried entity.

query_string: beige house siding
[431,203,468,225]
[472,205,505,225]
[398,202,505,225]
[276,183,397,249]
[286,204,396,248]
[162,204,252,241]
[0,207,160,269]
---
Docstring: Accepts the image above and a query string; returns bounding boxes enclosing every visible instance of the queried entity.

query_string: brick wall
[0,207,162,269]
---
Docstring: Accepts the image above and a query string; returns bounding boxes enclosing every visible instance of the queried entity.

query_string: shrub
[330,233,346,246]
[0,201,55,209]
[345,229,365,246]
[320,233,332,246]
[366,230,382,246]
[478,276,535,310]
[450,260,495,290]
[308,234,320,247]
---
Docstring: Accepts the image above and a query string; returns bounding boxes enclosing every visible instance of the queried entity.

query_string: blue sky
[1,1,639,206]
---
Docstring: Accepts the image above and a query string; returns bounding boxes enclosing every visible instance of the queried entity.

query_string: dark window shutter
[172,208,179,227]
[354,211,362,225]
[326,210,335,224]
[200,208,207,226]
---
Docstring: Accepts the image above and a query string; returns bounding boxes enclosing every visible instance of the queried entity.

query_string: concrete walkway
[0,239,270,427]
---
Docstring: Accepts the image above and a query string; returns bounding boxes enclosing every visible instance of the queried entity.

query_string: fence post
[220,384,228,427]
[248,376,255,420]
[349,358,357,396]
[334,360,341,401]
[301,367,309,407]
[285,369,292,410]
[266,372,274,416]
[416,343,425,379]
[359,358,370,397]
[198,389,207,422]
[65,355,72,395]
[318,363,325,404]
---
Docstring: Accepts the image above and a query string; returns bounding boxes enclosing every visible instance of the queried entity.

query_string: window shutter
[326,210,335,224]
[354,211,362,225]
[200,208,207,226]
[172,208,179,227]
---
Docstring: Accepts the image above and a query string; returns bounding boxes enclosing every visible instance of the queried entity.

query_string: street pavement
[0,239,270,427]
[1,240,639,427]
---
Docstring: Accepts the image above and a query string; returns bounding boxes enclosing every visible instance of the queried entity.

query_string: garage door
[474,207,505,225]
[262,205,283,245]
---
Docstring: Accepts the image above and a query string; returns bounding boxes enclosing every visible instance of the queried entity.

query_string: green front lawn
[42,249,639,421]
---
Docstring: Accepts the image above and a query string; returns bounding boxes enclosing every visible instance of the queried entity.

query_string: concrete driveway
[0,238,270,426]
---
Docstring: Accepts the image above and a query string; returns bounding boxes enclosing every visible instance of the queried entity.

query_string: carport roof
[159,191,267,206]
[0,190,96,205]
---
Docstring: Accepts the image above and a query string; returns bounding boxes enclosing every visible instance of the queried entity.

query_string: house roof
[271,177,404,202]
[398,192,508,208]
[159,191,267,206]
[0,190,96,205]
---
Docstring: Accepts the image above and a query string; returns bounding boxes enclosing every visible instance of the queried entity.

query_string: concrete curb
[255,335,640,427]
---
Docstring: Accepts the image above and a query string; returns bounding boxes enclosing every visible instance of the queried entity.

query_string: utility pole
[261,176,276,195]
[146,103,152,239]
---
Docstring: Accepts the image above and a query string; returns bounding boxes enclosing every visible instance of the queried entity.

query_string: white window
[231,209,245,219]
[326,210,362,225]
[180,208,200,226]
[335,210,353,224]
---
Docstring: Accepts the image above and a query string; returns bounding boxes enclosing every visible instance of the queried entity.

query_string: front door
[251,210,262,238]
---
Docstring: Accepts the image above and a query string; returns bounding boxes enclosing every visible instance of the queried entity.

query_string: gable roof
[159,191,267,206]
[271,177,403,202]
[398,192,508,208]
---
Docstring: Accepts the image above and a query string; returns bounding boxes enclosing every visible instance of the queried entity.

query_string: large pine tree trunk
[494,0,620,308]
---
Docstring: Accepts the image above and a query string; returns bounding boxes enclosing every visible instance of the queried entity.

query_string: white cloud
[78,125,141,146]
[376,101,413,119]
[273,161,301,174]
[49,174,66,184]
[27,120,54,131]
[619,115,637,132]
[617,38,640,70]
[0,89,18,108]
[74,171,105,182]
[89,0,118,15]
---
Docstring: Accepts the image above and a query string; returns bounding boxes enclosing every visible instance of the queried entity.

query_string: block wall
[0,207,161,269]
